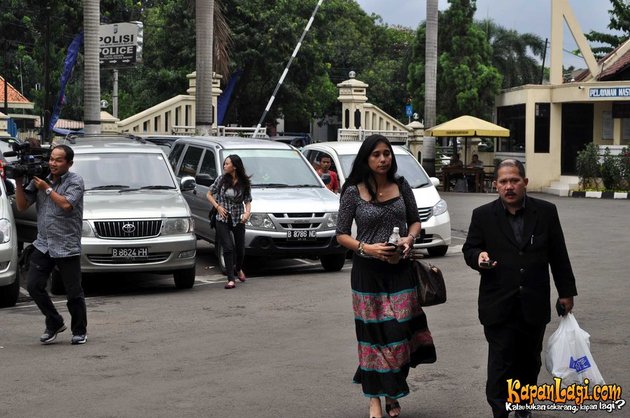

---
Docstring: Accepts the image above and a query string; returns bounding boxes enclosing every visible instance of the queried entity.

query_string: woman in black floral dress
[336,135,436,418]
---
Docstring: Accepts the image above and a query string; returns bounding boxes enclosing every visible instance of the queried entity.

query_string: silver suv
[0,177,19,307]
[168,136,346,272]
[11,135,197,290]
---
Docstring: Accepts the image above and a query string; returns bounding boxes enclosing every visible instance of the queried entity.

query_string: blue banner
[217,69,242,125]
[49,32,83,131]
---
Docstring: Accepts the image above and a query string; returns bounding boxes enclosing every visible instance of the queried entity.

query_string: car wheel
[320,254,346,272]
[0,270,20,308]
[214,241,227,275]
[50,267,66,295]
[427,245,449,257]
[174,267,196,289]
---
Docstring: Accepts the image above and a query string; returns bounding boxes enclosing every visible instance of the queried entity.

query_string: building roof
[0,75,31,105]
[575,40,630,82]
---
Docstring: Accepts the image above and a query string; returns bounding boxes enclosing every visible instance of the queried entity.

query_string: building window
[534,103,550,153]
[602,111,613,140]
[497,104,525,152]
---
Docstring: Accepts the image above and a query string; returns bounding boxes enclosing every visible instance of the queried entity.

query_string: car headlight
[0,218,11,243]
[247,213,276,230]
[325,212,338,228]
[162,218,192,235]
[432,199,448,217]
[82,220,95,237]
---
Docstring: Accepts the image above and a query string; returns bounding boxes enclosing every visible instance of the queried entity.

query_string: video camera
[3,141,51,180]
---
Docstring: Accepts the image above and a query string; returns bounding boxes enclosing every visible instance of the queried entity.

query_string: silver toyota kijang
[11,136,197,292]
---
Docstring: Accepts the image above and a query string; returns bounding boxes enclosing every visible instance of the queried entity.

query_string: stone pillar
[337,71,368,130]
[187,71,223,128]
[101,111,120,133]
[406,120,425,162]
[0,112,9,137]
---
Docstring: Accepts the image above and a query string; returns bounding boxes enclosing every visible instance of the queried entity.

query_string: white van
[303,142,451,256]
[168,137,347,272]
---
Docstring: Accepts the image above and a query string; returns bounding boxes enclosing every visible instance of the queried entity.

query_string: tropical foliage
[0,0,621,135]
[586,0,630,59]
[479,19,545,88]
[408,0,503,123]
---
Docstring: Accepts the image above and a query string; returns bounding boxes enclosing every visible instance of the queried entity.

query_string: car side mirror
[194,173,214,187]
[430,177,440,188]
[180,176,196,192]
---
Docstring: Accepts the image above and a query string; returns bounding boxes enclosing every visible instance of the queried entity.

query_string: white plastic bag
[545,313,605,386]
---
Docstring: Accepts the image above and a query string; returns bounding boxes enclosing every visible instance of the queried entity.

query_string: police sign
[99,22,143,68]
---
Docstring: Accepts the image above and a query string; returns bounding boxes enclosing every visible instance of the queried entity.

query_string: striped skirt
[351,256,436,398]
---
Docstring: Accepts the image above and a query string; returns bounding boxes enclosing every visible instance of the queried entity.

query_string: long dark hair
[220,154,252,193]
[340,134,401,201]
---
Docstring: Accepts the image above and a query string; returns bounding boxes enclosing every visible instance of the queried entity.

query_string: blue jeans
[215,219,246,281]
[27,248,87,335]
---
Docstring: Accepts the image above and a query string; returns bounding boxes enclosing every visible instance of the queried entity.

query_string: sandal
[235,270,247,282]
[385,401,401,418]
[224,281,236,289]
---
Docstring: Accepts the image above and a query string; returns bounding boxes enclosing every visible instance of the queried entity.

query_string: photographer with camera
[14,145,88,345]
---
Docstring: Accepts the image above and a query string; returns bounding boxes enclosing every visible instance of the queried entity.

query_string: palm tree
[423,0,439,176]
[84,0,101,134]
[480,19,545,88]
[195,0,214,135]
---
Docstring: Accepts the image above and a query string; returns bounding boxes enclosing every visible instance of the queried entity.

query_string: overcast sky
[355,0,617,68]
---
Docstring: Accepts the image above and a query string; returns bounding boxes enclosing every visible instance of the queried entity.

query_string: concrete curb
[571,191,630,199]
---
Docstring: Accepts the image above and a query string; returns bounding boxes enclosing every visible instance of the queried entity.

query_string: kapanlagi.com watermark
[505,378,625,413]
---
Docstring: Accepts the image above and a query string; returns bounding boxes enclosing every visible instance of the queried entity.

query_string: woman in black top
[207,154,252,289]
[336,135,436,418]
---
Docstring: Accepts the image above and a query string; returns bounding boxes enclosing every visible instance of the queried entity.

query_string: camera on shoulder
[3,141,51,180]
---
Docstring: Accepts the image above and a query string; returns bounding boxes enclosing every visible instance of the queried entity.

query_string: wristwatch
[45,187,53,196]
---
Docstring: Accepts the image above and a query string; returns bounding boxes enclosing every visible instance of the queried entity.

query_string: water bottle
[387,227,401,263]
[388,227,401,245]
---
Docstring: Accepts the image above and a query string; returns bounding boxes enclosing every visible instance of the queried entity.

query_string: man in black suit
[462,159,577,418]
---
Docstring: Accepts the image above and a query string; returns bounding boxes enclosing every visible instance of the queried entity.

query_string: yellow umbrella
[425,115,510,137]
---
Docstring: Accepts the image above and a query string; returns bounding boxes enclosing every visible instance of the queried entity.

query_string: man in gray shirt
[15,144,87,345]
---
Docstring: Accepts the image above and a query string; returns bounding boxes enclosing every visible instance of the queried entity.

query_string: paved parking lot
[1,192,628,417]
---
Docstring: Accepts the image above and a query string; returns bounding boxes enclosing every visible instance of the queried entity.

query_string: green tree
[1,0,84,126]
[479,19,545,88]
[586,0,630,59]
[223,0,393,130]
[408,0,502,123]
[360,25,414,121]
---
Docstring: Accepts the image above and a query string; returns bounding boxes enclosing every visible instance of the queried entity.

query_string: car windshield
[338,152,431,188]
[72,153,177,190]
[222,148,321,188]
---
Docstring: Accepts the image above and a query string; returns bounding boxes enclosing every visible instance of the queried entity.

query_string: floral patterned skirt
[351,256,436,398]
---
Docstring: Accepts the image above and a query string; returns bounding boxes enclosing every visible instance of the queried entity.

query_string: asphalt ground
[0,192,628,418]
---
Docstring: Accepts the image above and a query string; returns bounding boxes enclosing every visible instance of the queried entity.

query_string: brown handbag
[412,259,447,306]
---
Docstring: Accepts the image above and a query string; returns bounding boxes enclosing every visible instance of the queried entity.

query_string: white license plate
[286,230,317,241]
[112,247,149,258]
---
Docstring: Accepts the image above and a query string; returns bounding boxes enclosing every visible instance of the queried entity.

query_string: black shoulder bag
[208,206,217,229]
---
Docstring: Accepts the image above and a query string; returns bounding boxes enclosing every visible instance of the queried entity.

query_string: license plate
[287,230,317,241]
[112,247,149,258]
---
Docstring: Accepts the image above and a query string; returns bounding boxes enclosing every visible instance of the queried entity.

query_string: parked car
[0,175,19,307]
[10,135,197,291]
[168,136,346,272]
[302,141,451,256]
[134,134,185,155]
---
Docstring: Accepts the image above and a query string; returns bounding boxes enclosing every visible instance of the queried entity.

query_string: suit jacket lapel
[493,199,520,248]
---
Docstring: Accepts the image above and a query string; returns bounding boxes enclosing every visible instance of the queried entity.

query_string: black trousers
[27,248,87,335]
[215,219,245,281]
[483,305,546,418]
